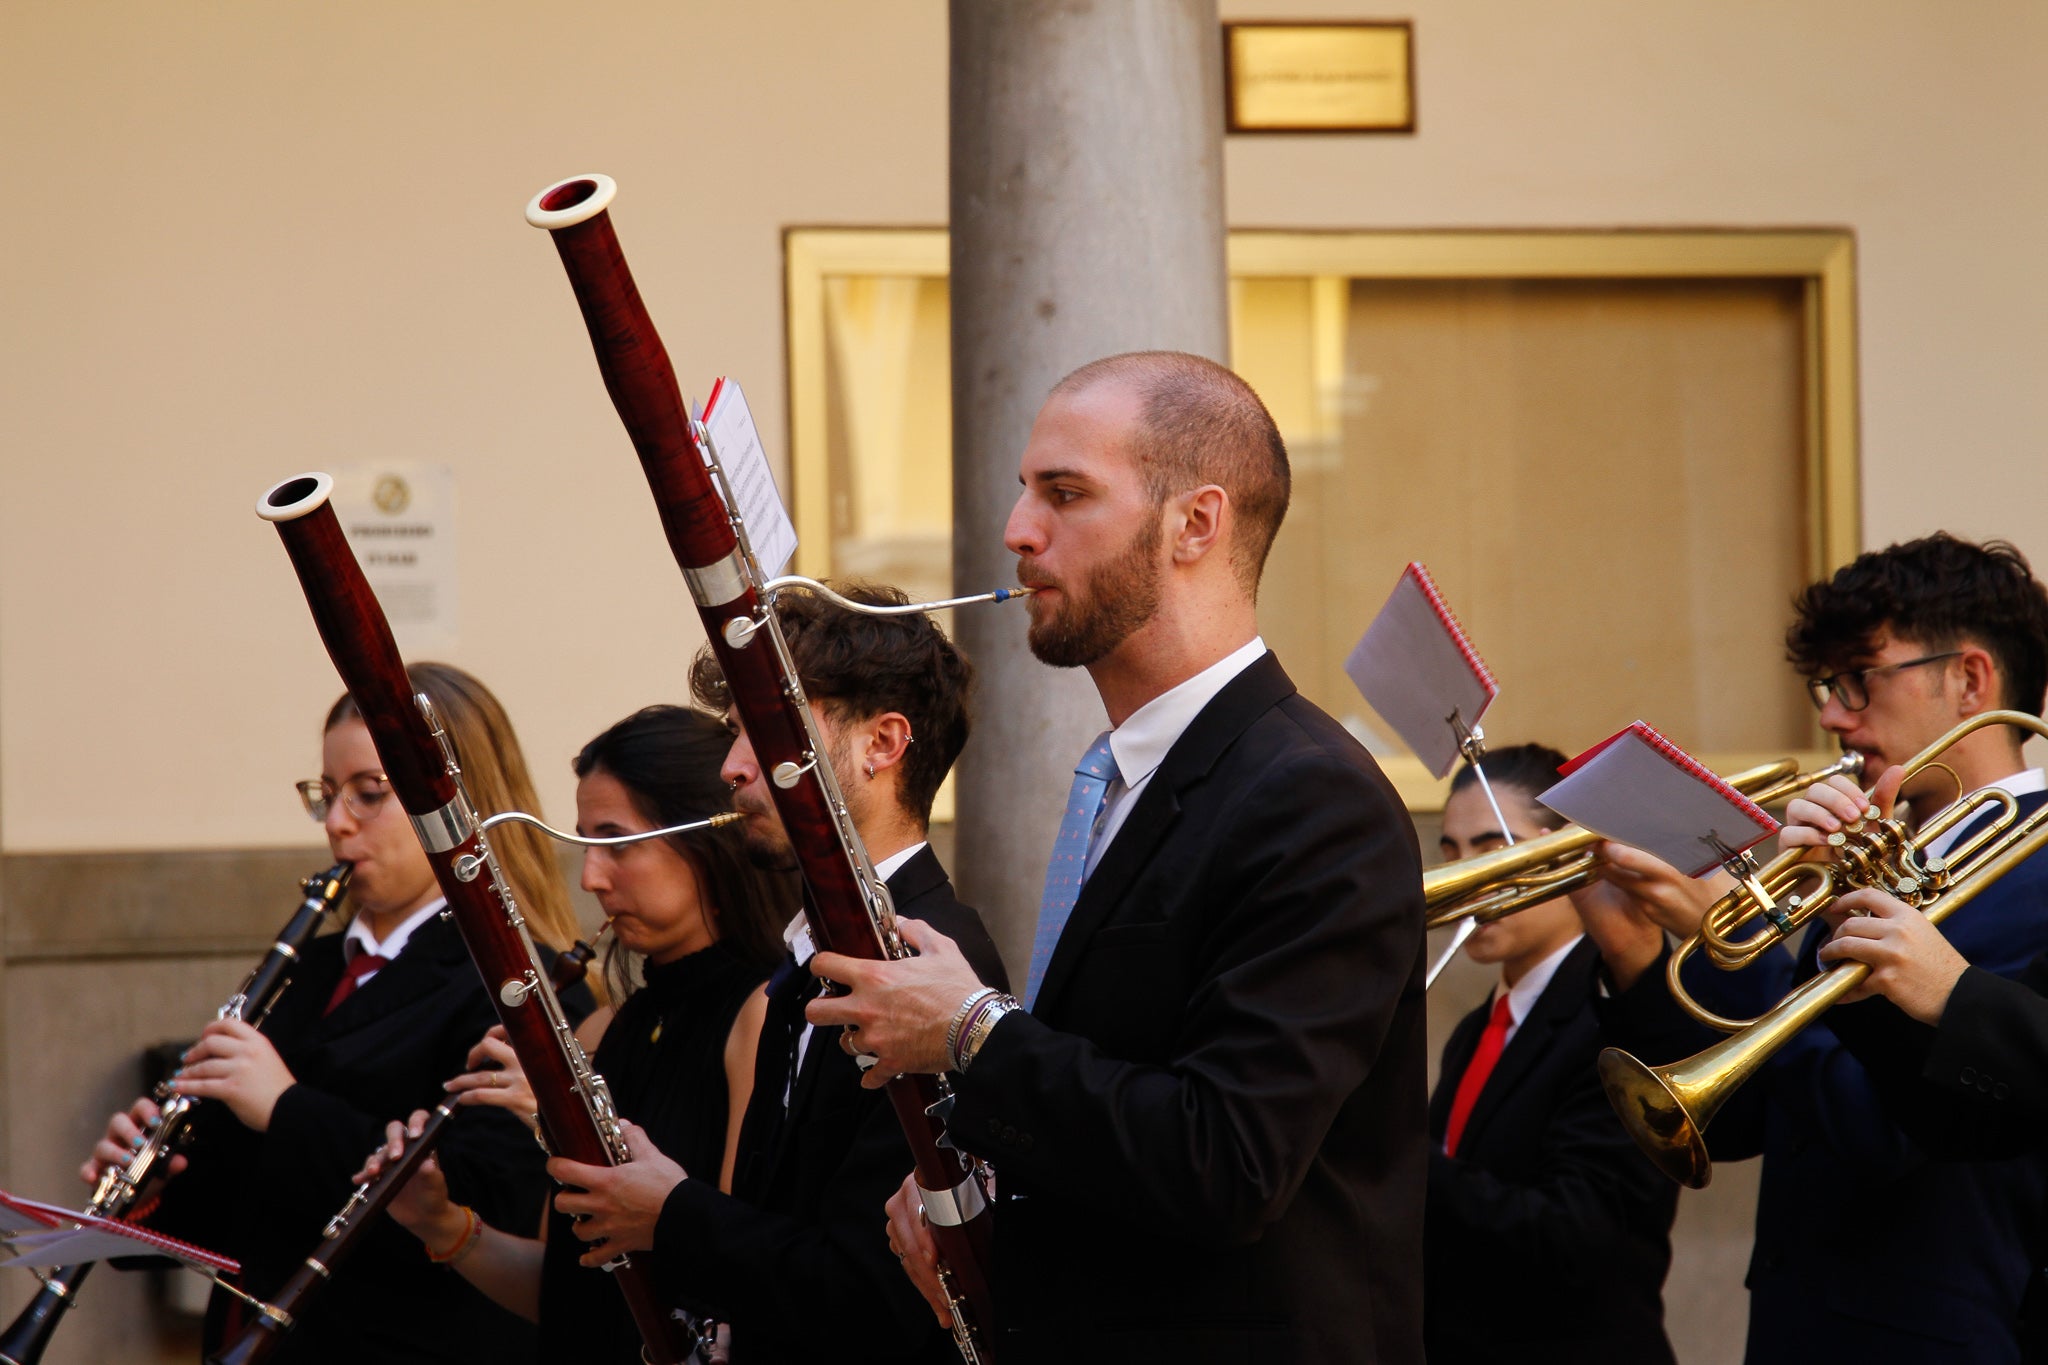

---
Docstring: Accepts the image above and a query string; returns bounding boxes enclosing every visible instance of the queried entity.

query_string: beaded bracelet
[945,987,1000,1069]
[427,1205,483,1265]
[955,993,1020,1072]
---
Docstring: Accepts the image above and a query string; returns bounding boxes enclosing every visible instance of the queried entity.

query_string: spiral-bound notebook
[1543,721,1779,877]
[1344,562,1500,777]
[0,1190,238,1273]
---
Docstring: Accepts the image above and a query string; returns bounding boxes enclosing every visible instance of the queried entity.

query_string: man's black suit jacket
[653,845,1009,1363]
[1425,938,1677,1365]
[1832,954,2048,1159]
[949,652,1428,1364]
[146,912,592,1363]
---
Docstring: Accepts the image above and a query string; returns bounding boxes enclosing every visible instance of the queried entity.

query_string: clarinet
[253,477,697,1365]
[526,173,998,1363]
[208,937,632,1365]
[0,864,352,1365]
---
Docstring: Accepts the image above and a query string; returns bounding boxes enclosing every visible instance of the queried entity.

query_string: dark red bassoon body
[526,173,996,1361]
[254,476,695,1365]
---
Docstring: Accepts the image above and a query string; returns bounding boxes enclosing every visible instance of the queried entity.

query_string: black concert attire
[144,909,596,1364]
[538,938,766,1365]
[651,845,1009,1363]
[1600,788,2048,1365]
[952,650,1428,1364]
[1425,937,1678,1365]
[1831,955,2048,1159]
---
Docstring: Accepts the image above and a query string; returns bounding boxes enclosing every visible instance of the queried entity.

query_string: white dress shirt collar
[782,842,928,968]
[1498,934,1583,1047]
[873,841,928,884]
[342,896,447,965]
[1105,638,1269,792]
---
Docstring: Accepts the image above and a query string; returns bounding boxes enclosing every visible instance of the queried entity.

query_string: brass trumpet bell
[1598,1048,1713,1188]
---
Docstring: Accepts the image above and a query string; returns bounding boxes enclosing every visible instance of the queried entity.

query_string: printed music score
[1344,562,1500,777]
[1543,722,1780,878]
[0,1189,238,1273]
[701,377,798,577]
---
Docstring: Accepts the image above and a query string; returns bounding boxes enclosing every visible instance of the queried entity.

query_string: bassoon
[526,172,998,1363]
[254,475,698,1365]
[208,936,606,1365]
[0,864,351,1365]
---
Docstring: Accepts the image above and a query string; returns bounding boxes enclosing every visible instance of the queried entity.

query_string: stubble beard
[1025,514,1165,669]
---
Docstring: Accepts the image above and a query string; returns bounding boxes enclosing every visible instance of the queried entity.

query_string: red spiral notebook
[1344,562,1500,777]
[0,1189,238,1273]
[1543,721,1779,877]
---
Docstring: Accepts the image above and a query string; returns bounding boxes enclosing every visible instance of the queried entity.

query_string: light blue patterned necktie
[1025,731,1118,1007]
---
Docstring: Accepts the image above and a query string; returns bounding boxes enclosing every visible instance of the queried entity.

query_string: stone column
[949,0,1229,975]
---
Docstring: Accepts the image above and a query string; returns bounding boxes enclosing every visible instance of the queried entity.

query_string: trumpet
[1599,710,2048,1187]
[1425,752,1864,932]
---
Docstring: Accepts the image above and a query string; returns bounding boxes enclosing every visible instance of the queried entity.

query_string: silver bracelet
[957,994,1020,1072]
[945,987,999,1068]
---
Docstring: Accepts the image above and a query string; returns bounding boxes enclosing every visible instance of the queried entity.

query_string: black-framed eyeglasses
[297,773,393,823]
[1805,652,1961,713]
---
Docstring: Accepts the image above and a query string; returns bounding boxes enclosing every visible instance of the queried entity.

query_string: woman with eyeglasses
[356,704,791,1364]
[82,661,595,1365]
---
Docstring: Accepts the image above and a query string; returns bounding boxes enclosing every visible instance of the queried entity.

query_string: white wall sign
[330,463,458,650]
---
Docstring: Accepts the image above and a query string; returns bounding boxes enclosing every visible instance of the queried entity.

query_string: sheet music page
[701,377,798,577]
[0,1192,57,1235]
[1543,721,1779,877]
[1343,563,1500,777]
[0,1190,238,1271]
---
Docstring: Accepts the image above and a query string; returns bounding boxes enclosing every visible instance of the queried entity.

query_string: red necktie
[323,952,388,1016]
[1444,992,1515,1157]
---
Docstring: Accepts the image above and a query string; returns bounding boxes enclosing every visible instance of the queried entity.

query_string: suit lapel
[1032,654,1296,1018]
[775,850,943,1163]
[319,913,457,1036]
[1458,939,1598,1151]
[885,845,947,914]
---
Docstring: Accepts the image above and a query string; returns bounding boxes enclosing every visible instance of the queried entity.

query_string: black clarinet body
[0,864,351,1365]
[207,938,600,1365]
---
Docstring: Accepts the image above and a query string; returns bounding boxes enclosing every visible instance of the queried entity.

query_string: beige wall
[4,3,2046,1363]
[7,0,2047,851]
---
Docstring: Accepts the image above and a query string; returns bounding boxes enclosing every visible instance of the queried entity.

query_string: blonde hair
[325,662,579,954]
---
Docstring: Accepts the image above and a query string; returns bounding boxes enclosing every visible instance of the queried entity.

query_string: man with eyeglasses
[1573,532,2048,1365]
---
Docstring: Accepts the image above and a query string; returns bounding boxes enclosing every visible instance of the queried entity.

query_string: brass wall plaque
[1225,21,1414,133]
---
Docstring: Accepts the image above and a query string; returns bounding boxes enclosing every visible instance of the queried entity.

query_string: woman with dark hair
[362,704,793,1364]
[82,662,591,1364]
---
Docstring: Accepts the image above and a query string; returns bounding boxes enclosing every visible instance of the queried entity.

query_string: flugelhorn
[1600,710,2048,1187]
[1425,752,1863,931]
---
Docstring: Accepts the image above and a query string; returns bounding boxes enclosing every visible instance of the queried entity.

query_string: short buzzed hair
[1053,351,1291,594]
